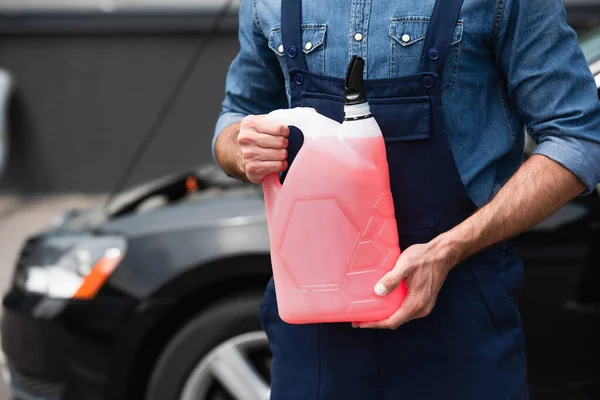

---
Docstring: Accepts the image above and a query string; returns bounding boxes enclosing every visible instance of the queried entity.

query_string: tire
[145,293,267,400]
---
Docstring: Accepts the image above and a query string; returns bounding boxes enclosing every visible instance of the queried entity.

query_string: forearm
[438,154,586,264]
[214,122,248,182]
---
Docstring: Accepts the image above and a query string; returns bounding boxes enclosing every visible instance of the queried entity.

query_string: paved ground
[0,194,105,400]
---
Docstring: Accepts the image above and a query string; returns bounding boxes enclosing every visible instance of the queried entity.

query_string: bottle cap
[344,56,367,106]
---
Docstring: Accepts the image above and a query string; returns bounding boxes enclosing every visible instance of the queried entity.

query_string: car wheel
[145,294,272,400]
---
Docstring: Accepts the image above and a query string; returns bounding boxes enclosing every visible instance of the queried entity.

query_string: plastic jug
[262,56,407,324]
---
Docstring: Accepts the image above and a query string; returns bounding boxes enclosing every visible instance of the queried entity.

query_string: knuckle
[241,148,257,160]
[245,163,259,175]
[237,132,252,146]
[404,259,415,271]
[241,115,256,128]
[415,299,424,309]
[385,273,400,288]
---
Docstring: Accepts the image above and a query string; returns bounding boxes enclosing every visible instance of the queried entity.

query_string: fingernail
[374,282,388,296]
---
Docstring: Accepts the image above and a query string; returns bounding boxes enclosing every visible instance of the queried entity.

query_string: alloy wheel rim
[179,331,271,400]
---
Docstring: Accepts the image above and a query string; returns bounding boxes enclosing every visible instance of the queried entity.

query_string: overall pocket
[370,97,434,234]
[300,93,435,237]
[300,92,345,122]
[390,17,463,93]
[469,254,527,367]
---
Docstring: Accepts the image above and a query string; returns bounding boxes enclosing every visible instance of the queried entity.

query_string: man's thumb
[374,264,406,297]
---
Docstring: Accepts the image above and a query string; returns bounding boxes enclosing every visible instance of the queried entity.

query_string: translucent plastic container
[262,103,407,324]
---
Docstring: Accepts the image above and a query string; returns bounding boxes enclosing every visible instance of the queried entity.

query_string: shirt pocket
[268,24,327,75]
[389,17,463,93]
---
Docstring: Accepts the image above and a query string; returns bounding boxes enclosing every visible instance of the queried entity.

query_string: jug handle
[267,107,318,139]
[262,108,315,210]
[262,173,282,223]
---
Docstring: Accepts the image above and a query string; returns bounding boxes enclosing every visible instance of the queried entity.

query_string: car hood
[50,164,268,238]
[97,188,267,237]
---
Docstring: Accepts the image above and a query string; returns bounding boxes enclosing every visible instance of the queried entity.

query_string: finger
[255,133,289,149]
[258,148,288,162]
[250,116,290,137]
[246,160,287,183]
[241,146,287,162]
[358,295,420,330]
[374,259,409,297]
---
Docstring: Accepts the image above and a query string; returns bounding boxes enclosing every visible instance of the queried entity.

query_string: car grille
[7,364,65,400]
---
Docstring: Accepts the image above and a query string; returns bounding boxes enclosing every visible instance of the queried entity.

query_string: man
[212,0,600,398]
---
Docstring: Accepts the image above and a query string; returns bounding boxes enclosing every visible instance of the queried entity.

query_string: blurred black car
[2,25,600,400]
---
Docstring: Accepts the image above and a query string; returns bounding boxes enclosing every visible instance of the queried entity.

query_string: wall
[0,11,240,194]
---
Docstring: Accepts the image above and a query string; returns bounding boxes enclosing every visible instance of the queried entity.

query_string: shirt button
[401,34,411,43]
[294,73,305,85]
[354,32,363,42]
[278,45,284,53]
[305,42,313,51]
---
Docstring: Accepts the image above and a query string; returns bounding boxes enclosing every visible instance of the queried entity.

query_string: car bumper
[2,308,72,400]
[1,289,138,400]
[3,363,68,400]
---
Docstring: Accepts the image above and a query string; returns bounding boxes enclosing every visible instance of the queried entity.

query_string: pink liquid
[264,134,407,324]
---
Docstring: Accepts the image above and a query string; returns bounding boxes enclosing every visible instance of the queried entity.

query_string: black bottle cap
[344,56,367,106]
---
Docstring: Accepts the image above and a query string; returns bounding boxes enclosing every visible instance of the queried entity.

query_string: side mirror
[0,69,14,179]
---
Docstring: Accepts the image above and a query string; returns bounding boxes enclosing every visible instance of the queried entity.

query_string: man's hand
[237,115,290,184]
[354,154,585,331]
[214,115,289,183]
[353,238,459,330]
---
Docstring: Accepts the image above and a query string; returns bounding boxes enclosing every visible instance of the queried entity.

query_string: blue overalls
[259,0,530,398]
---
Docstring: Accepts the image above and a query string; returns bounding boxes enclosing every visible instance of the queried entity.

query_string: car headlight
[15,235,126,300]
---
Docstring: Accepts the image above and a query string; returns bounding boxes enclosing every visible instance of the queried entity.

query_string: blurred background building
[0,0,241,195]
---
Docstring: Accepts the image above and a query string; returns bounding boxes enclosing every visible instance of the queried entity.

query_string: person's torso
[253,0,526,207]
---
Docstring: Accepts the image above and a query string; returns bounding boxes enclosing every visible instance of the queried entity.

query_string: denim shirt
[213,0,600,207]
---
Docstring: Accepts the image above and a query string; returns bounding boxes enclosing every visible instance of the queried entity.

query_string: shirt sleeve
[212,0,289,161]
[496,0,600,194]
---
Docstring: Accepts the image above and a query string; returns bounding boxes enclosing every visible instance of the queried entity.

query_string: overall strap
[281,0,308,72]
[419,0,465,78]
